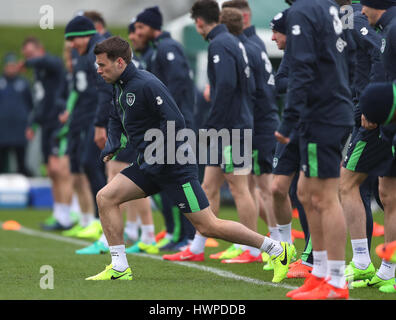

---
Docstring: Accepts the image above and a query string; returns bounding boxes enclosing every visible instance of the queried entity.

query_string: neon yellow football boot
[85,264,132,280]
[270,242,294,283]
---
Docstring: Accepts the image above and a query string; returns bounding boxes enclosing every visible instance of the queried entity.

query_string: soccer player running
[339,0,388,285]
[284,0,354,300]
[85,35,293,282]
[351,0,396,294]
[20,37,75,230]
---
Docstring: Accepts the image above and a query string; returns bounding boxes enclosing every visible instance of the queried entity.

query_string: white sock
[109,245,128,272]
[189,234,207,254]
[54,203,72,227]
[327,260,346,288]
[277,223,293,244]
[351,238,371,269]
[312,250,328,279]
[71,194,81,214]
[99,233,109,247]
[140,224,155,244]
[80,213,94,228]
[268,226,281,241]
[165,233,173,240]
[242,245,261,257]
[377,260,396,280]
[260,236,283,257]
[124,221,139,242]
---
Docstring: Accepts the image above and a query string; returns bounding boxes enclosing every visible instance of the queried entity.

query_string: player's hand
[59,110,69,124]
[275,131,290,144]
[203,84,211,102]
[94,126,107,150]
[25,127,35,140]
[103,154,114,163]
[361,114,377,130]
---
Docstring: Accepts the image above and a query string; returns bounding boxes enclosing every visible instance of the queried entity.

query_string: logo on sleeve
[336,37,347,53]
[126,93,135,107]
[156,96,163,105]
[360,27,368,36]
[167,52,175,61]
[292,25,301,36]
[213,54,220,63]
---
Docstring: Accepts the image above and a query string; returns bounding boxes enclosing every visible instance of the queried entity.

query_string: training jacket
[286,0,354,127]
[205,24,253,131]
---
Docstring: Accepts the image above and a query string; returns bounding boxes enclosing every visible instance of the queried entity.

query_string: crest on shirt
[126,93,135,107]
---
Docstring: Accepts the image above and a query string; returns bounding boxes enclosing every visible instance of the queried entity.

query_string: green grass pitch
[0,205,392,300]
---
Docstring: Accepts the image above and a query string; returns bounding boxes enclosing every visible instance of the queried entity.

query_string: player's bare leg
[339,168,368,240]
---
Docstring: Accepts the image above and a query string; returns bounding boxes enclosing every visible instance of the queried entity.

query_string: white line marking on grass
[17,226,92,246]
[1,223,297,291]
[134,253,298,290]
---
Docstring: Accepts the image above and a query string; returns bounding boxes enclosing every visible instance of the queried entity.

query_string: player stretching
[84,36,294,282]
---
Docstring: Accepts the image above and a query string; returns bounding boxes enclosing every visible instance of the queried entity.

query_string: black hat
[65,15,97,39]
[136,6,163,31]
[361,0,396,10]
[360,82,396,125]
[270,9,289,35]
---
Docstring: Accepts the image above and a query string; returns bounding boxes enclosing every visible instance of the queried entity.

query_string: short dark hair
[221,0,251,11]
[190,0,220,24]
[220,8,243,35]
[94,36,131,64]
[22,36,43,48]
[84,11,106,27]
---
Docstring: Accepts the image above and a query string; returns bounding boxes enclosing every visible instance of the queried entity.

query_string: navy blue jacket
[137,45,154,71]
[349,3,386,127]
[286,0,353,127]
[376,7,396,143]
[66,33,113,133]
[148,31,196,131]
[237,34,279,139]
[275,52,290,96]
[376,6,396,81]
[351,3,386,99]
[243,25,277,98]
[206,24,253,131]
[243,25,268,54]
[24,53,65,128]
[275,50,301,137]
[0,75,33,146]
[101,62,197,179]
